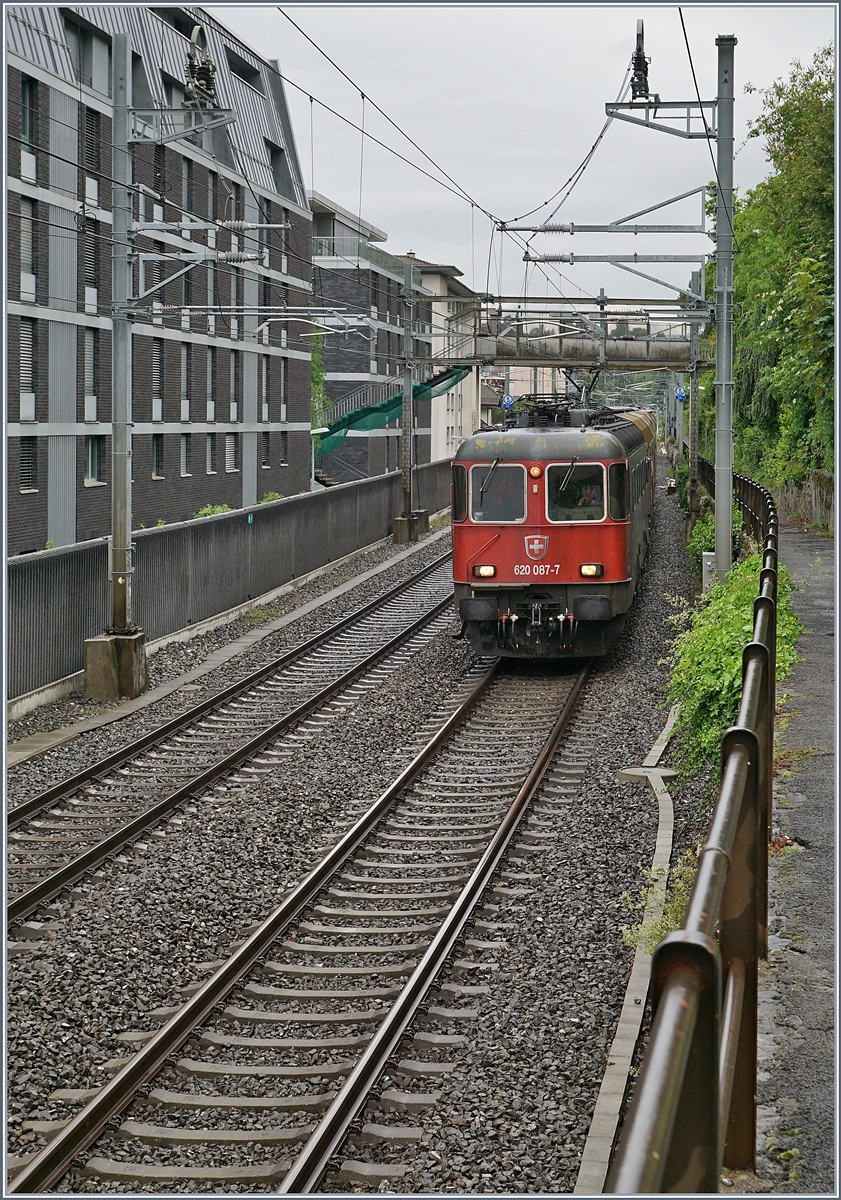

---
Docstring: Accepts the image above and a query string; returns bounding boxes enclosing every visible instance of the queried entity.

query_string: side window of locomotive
[470,463,526,523]
[451,464,467,522]
[608,463,628,520]
[546,464,605,522]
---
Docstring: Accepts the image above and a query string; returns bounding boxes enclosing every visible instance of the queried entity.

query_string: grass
[621,850,699,955]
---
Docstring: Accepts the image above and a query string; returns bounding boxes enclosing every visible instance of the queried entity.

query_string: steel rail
[8,550,451,829]
[278,662,592,1194]
[8,661,501,1195]
[7,591,453,927]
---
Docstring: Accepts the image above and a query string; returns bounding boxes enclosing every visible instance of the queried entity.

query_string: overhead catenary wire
[272,7,618,313]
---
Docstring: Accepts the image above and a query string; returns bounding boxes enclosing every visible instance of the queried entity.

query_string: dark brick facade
[7,56,312,556]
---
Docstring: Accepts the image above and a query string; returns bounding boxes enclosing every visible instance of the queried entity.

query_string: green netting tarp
[316,366,471,457]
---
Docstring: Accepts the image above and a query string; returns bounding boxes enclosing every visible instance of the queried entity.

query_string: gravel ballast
[7,468,704,1193]
[7,530,450,805]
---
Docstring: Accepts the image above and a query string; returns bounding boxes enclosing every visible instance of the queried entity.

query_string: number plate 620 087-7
[513,563,561,576]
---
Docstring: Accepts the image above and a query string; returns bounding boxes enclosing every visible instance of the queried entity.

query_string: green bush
[259,491,282,503]
[675,460,690,508]
[193,503,234,519]
[666,554,802,780]
[687,509,744,576]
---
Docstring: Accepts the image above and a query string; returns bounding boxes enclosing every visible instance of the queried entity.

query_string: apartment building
[398,253,482,459]
[7,5,312,556]
[309,193,434,483]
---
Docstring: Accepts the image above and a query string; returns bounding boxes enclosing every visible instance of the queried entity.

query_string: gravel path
[7,466,702,1194]
[7,530,450,806]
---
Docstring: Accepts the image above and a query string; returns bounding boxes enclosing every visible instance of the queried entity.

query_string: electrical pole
[84,32,149,700]
[110,33,133,637]
[714,35,737,578]
[676,371,685,461]
[689,271,701,520]
[85,27,239,698]
[393,258,417,541]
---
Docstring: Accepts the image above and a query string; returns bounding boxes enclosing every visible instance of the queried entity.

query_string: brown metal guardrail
[607,463,778,1192]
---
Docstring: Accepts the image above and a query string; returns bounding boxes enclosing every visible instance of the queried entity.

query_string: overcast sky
[213,3,835,300]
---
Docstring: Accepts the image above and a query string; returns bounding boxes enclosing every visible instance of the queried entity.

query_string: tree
[310,333,331,456]
[729,46,834,485]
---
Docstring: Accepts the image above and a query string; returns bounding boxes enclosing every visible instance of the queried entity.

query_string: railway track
[9,659,592,1193]
[7,555,452,928]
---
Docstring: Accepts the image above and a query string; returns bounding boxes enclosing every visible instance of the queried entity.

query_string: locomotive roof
[455,420,647,463]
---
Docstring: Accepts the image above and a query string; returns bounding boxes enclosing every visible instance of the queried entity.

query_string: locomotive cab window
[470,462,526,523]
[609,462,628,520]
[546,463,605,522]
[452,463,467,522]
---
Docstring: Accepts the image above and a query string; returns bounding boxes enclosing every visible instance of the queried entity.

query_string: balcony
[312,237,421,285]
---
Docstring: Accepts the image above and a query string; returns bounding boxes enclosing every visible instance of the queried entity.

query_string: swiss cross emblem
[524,535,549,561]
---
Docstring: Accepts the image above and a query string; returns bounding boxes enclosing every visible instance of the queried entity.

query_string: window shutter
[84,108,98,172]
[20,199,34,273]
[84,329,96,394]
[225,433,237,471]
[20,438,37,490]
[152,339,163,399]
[84,219,97,287]
[19,320,34,391]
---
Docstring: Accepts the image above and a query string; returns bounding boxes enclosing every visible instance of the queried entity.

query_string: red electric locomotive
[452,398,656,657]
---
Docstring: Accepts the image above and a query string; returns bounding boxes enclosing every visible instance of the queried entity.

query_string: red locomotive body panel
[451,406,655,658]
[452,460,631,587]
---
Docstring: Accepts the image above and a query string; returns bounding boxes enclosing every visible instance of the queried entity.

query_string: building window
[280,356,288,421]
[181,156,193,212]
[21,76,37,149]
[20,197,35,300]
[153,143,166,199]
[261,431,270,468]
[260,355,269,421]
[230,266,238,337]
[207,171,217,219]
[180,432,191,476]
[152,338,164,421]
[84,108,99,175]
[84,435,104,484]
[206,432,217,473]
[152,433,164,478]
[19,318,35,421]
[19,438,38,491]
[83,217,98,288]
[84,327,98,421]
[64,18,111,95]
[180,343,190,420]
[206,346,216,420]
[229,349,240,421]
[280,431,288,465]
[225,432,238,472]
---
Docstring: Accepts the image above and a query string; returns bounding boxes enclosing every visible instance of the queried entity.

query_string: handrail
[607,463,778,1192]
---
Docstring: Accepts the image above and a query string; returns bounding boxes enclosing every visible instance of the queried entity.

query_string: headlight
[472,564,497,578]
[528,465,543,478]
[580,563,604,578]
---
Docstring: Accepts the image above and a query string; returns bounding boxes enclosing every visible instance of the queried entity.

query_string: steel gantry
[503,20,735,577]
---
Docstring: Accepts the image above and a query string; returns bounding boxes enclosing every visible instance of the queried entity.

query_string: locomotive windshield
[470,463,526,523]
[547,463,606,521]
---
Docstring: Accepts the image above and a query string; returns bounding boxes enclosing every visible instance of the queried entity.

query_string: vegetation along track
[9,659,591,1193]
[7,555,452,928]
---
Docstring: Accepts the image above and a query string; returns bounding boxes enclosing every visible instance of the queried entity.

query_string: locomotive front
[452,412,652,658]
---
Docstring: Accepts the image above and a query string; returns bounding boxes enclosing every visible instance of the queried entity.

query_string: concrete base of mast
[392,515,419,545]
[84,631,149,700]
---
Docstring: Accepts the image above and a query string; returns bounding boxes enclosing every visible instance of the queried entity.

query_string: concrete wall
[775,471,835,533]
[7,459,452,700]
